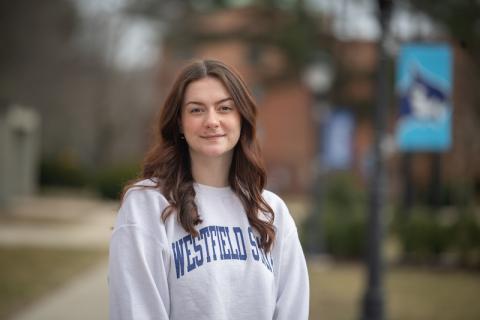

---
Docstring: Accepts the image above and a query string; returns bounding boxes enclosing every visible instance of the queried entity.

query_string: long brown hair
[124,59,275,251]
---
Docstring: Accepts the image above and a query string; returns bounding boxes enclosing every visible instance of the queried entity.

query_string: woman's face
[180,77,241,162]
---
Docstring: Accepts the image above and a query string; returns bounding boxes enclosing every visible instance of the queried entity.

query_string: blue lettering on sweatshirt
[226,227,239,260]
[218,226,231,260]
[248,227,260,261]
[233,227,247,260]
[193,234,203,267]
[171,224,274,279]
[183,234,196,272]
[257,236,273,271]
[172,238,185,278]
[200,227,211,263]
[208,226,218,261]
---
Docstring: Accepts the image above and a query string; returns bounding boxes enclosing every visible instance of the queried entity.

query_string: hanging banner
[395,43,453,151]
[322,109,354,170]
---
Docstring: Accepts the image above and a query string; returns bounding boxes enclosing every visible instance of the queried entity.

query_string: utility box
[0,104,41,210]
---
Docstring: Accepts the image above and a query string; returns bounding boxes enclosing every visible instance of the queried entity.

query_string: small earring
[180,134,185,140]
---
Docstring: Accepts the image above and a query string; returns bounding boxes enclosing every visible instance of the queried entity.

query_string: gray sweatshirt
[109,179,309,320]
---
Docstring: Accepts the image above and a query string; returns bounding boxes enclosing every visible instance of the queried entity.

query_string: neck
[190,153,233,188]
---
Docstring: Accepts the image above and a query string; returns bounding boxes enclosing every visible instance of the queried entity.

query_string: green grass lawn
[309,261,480,320]
[0,246,107,319]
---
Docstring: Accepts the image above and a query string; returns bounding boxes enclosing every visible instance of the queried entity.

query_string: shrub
[323,207,366,259]
[94,163,140,200]
[395,208,452,263]
[394,206,480,268]
[39,156,89,187]
[451,212,480,268]
[302,173,367,259]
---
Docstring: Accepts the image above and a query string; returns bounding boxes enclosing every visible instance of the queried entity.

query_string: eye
[219,105,234,112]
[189,106,204,114]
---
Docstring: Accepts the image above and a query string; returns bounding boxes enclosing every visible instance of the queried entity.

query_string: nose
[205,109,219,129]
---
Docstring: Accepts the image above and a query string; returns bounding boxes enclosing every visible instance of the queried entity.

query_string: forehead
[183,77,231,103]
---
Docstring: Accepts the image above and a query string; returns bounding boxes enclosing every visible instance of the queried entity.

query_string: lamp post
[360,1,392,320]
[302,53,333,255]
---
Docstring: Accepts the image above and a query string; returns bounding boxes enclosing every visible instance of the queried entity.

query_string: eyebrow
[184,97,233,106]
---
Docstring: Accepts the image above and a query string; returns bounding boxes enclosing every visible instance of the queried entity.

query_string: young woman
[109,59,309,320]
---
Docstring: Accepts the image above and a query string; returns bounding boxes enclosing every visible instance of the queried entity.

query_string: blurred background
[1,0,479,319]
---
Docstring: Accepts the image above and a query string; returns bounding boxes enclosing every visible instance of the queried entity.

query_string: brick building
[155,6,480,200]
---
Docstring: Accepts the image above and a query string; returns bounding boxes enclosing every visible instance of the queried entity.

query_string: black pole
[361,1,392,320]
[428,153,442,209]
[402,152,414,215]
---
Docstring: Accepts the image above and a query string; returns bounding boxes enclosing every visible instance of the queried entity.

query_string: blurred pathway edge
[12,260,109,320]
[0,194,117,249]
[2,194,117,320]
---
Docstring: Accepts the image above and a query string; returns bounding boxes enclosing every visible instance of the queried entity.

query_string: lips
[201,134,226,139]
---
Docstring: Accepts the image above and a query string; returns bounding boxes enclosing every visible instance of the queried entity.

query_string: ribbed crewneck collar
[193,182,232,195]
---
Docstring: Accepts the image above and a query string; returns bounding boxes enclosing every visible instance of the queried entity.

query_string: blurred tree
[127,0,330,80]
[0,0,159,173]
[409,0,480,63]
[0,0,77,99]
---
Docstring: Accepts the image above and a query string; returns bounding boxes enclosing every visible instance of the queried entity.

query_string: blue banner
[395,43,453,151]
[322,109,354,170]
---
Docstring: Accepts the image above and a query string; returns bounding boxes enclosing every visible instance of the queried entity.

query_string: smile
[201,134,226,140]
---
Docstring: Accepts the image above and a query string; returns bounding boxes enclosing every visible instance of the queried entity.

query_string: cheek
[181,116,199,135]
[231,113,242,133]
[232,121,241,143]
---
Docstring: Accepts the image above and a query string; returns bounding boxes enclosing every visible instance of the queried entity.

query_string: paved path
[0,195,117,249]
[1,194,117,320]
[13,260,109,320]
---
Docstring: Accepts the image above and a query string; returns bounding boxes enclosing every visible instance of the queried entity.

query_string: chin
[195,147,233,159]
[202,149,228,158]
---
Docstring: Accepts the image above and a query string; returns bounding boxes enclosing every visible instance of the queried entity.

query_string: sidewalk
[13,260,109,320]
[0,195,117,249]
[1,194,117,320]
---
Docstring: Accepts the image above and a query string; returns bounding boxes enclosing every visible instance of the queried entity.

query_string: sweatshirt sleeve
[273,228,310,320]
[109,189,171,320]
[109,225,170,320]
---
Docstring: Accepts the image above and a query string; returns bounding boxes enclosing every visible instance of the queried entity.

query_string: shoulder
[262,189,297,236]
[262,189,288,213]
[123,178,168,203]
[115,178,170,229]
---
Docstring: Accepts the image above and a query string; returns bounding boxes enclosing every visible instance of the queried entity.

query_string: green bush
[394,207,480,268]
[414,180,476,208]
[94,163,140,200]
[325,173,364,207]
[451,213,480,268]
[39,156,89,187]
[395,208,452,263]
[302,173,367,259]
[323,208,366,259]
